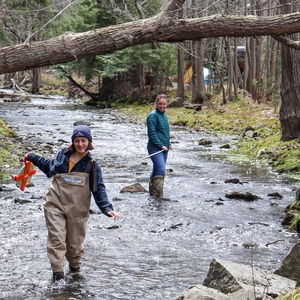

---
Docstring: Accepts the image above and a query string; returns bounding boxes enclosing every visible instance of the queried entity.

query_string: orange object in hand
[14,156,36,191]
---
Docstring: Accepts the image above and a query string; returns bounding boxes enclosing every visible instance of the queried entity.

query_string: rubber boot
[153,176,170,200]
[69,265,80,272]
[53,271,64,282]
[149,177,156,196]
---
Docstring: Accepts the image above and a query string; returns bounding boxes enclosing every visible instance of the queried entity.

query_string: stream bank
[0,94,299,299]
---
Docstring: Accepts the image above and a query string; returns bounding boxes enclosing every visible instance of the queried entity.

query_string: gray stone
[199,138,212,146]
[274,240,300,283]
[120,183,147,193]
[175,285,230,300]
[227,289,256,300]
[225,191,261,201]
[244,130,255,138]
[203,259,296,298]
[168,97,184,108]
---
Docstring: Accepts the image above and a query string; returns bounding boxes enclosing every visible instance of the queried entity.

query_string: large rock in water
[274,240,300,284]
[203,259,296,298]
[120,183,147,193]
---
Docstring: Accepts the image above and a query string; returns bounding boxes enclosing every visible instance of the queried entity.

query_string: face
[156,96,168,112]
[73,137,89,154]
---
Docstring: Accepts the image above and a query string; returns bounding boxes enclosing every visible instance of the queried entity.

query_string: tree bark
[280,39,300,141]
[31,67,41,93]
[2,12,300,74]
[176,42,185,99]
[176,6,185,99]
[279,0,300,141]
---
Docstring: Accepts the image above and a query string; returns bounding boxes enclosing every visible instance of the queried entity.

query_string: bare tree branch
[134,0,145,19]
[159,0,186,17]
[23,0,80,44]
[272,34,300,49]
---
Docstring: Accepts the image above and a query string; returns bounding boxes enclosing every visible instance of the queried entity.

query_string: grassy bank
[0,120,19,180]
[118,96,300,179]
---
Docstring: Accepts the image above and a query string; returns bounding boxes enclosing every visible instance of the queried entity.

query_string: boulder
[227,289,256,300]
[168,97,184,108]
[274,240,300,284]
[120,183,147,193]
[198,138,212,146]
[175,285,230,300]
[203,259,296,298]
[225,191,261,201]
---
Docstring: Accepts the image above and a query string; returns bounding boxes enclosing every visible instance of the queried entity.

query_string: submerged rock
[224,178,242,184]
[225,191,261,201]
[120,183,147,193]
[198,138,212,146]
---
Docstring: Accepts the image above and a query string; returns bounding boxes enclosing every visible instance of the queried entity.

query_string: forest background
[1,0,300,178]
[1,0,300,298]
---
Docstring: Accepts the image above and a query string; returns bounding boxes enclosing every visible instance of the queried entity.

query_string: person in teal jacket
[146,94,173,200]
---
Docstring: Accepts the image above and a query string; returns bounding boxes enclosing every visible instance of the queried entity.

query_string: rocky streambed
[0,94,299,299]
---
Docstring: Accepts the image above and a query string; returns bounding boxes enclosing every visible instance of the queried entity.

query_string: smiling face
[156,95,168,112]
[73,137,89,154]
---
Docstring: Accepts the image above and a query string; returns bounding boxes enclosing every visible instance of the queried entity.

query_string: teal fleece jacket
[147,108,171,150]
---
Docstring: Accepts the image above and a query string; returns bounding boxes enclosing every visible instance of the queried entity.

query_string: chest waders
[43,172,91,274]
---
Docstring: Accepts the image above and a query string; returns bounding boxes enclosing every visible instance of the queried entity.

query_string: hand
[107,211,121,220]
[162,146,168,151]
[24,153,29,163]
[169,145,173,150]
[24,153,31,162]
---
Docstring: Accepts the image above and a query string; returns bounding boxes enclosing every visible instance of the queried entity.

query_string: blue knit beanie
[71,125,92,143]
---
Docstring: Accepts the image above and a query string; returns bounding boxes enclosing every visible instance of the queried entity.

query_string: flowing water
[0,94,298,299]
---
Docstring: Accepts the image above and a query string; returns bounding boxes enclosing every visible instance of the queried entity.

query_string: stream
[0,94,298,299]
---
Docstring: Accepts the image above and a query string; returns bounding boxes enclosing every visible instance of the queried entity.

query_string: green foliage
[0,120,19,179]
[0,28,12,47]
[278,287,300,300]
[54,0,100,34]
[56,0,170,85]
[94,43,177,79]
[288,214,300,232]
[0,120,17,138]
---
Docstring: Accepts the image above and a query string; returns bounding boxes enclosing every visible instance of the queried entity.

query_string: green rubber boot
[153,176,170,200]
[149,177,156,196]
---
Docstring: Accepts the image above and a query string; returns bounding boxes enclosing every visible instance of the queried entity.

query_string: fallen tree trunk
[1,12,300,74]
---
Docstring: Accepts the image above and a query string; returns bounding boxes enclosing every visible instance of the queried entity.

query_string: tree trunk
[31,67,41,93]
[176,7,185,99]
[225,37,233,101]
[1,11,300,74]
[176,42,185,99]
[247,36,256,98]
[279,0,300,141]
[233,38,239,98]
[280,38,300,140]
[191,39,206,104]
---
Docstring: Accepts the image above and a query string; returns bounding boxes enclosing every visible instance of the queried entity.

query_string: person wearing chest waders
[147,94,173,200]
[26,125,121,282]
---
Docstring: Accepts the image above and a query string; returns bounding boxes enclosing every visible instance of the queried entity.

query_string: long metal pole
[141,149,164,160]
